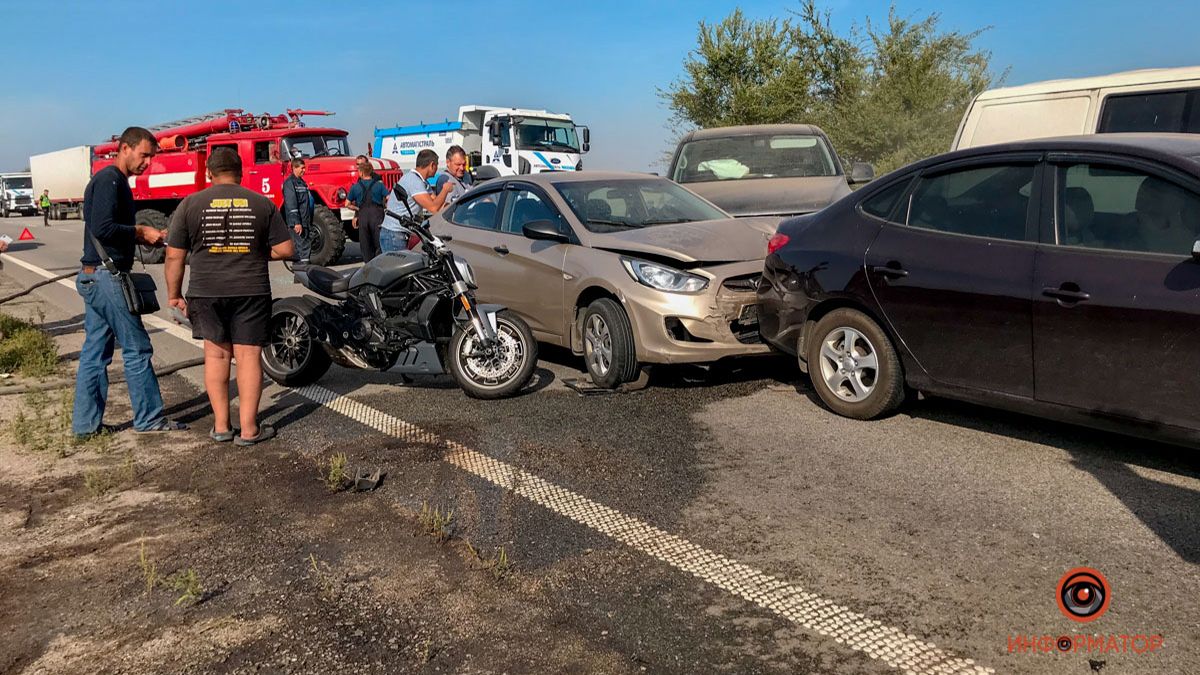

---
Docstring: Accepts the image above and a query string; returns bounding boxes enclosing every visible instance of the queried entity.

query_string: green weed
[418,502,455,543]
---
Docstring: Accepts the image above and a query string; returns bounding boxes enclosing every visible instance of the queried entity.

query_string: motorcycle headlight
[453,257,477,288]
[621,258,708,294]
[335,187,347,202]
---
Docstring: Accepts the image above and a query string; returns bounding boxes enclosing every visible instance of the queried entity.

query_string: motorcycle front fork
[457,294,498,346]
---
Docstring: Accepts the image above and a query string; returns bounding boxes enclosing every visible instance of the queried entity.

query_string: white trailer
[373,105,590,176]
[0,172,35,218]
[30,145,92,220]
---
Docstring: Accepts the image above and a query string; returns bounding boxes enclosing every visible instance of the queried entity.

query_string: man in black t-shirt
[165,148,293,446]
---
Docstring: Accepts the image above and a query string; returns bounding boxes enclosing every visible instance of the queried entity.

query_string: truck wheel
[135,209,168,264]
[307,205,346,267]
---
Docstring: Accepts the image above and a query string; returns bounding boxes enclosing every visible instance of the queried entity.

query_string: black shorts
[187,296,272,346]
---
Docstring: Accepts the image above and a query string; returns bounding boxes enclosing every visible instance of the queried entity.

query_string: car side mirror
[850,162,875,184]
[522,219,569,243]
[471,165,501,183]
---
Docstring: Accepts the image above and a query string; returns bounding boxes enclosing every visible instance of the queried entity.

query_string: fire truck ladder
[146,110,241,133]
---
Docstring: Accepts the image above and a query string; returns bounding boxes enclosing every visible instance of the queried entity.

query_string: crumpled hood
[588,216,778,264]
[684,176,851,217]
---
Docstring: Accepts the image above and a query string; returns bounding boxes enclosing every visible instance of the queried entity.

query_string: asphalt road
[2,214,1198,674]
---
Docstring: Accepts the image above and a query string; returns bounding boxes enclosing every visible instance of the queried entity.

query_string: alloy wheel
[584,314,612,377]
[816,327,879,403]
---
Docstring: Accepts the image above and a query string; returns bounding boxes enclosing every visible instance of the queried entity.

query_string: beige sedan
[428,171,774,387]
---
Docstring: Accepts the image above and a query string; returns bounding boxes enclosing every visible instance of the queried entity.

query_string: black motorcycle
[261,186,538,399]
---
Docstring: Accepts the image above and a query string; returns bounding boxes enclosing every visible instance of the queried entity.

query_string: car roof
[973,66,1200,101]
[683,124,828,141]
[900,133,1200,176]
[494,171,664,185]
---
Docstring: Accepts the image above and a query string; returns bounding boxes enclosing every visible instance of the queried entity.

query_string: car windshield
[554,178,728,233]
[283,135,351,159]
[6,177,32,189]
[515,118,580,153]
[673,134,838,183]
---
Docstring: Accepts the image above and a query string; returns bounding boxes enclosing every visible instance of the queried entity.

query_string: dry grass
[0,312,59,378]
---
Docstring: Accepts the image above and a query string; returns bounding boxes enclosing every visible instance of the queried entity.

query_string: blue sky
[0,0,1196,173]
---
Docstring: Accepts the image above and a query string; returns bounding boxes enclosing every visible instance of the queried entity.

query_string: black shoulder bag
[87,228,160,315]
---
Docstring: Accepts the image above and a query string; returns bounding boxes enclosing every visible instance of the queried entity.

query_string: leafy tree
[661,1,1003,173]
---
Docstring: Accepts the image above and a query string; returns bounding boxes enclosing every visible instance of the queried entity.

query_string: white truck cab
[374,105,590,175]
[0,172,36,218]
[953,66,1200,150]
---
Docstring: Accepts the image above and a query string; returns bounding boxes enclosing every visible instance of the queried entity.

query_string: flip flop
[209,428,237,443]
[234,424,276,447]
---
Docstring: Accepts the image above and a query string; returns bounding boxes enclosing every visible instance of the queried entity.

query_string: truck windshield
[515,119,580,153]
[6,177,32,189]
[673,134,838,183]
[283,135,351,159]
[554,178,728,233]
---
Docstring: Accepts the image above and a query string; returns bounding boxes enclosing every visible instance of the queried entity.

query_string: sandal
[234,424,276,447]
[210,428,237,443]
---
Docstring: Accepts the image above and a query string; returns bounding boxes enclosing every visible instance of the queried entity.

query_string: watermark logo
[1057,567,1111,623]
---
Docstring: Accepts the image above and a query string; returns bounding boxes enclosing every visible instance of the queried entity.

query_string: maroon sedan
[758,133,1200,447]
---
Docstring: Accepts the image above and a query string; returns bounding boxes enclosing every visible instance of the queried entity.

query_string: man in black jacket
[282,158,313,264]
[72,126,187,438]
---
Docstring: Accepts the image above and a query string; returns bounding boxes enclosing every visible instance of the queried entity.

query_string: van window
[1098,89,1200,133]
[907,164,1034,241]
[966,97,1091,147]
[1056,163,1200,255]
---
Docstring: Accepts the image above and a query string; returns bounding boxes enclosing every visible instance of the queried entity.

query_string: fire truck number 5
[261,178,271,195]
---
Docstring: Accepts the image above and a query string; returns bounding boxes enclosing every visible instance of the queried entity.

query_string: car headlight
[335,187,347,201]
[621,258,708,294]
[453,257,477,288]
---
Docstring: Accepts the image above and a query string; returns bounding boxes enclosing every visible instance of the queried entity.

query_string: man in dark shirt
[346,157,387,262]
[72,126,186,438]
[164,148,293,446]
[282,157,313,264]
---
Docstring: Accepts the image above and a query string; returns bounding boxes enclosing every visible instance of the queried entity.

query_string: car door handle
[1042,286,1090,303]
[493,245,509,255]
[869,264,908,278]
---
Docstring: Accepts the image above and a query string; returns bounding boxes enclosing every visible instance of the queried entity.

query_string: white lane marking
[7,252,993,674]
[292,384,994,675]
[1,253,196,343]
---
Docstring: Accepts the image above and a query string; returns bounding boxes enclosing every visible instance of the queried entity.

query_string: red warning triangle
[18,228,34,241]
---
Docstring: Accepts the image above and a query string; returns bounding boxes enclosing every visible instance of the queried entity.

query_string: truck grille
[377,170,402,190]
[15,196,31,205]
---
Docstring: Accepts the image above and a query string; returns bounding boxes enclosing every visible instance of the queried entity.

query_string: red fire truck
[88,108,401,265]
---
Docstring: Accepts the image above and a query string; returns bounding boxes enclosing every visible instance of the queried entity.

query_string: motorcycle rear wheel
[262,298,332,386]
[448,310,538,399]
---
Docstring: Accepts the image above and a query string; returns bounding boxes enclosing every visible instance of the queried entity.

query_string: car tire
[307,205,346,266]
[581,298,638,388]
[134,208,168,264]
[805,308,905,420]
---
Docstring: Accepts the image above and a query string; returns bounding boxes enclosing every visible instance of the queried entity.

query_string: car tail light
[767,233,790,255]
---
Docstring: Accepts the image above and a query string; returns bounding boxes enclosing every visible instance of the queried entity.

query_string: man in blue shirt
[380,150,453,253]
[74,126,187,438]
[346,157,387,262]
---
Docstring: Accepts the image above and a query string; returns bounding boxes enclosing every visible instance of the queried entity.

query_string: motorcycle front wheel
[448,310,538,399]
[262,298,332,387]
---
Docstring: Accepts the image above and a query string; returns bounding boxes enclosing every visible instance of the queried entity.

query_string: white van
[952,66,1200,150]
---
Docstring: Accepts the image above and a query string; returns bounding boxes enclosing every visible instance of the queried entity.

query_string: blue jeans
[72,269,165,434]
[379,227,409,254]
